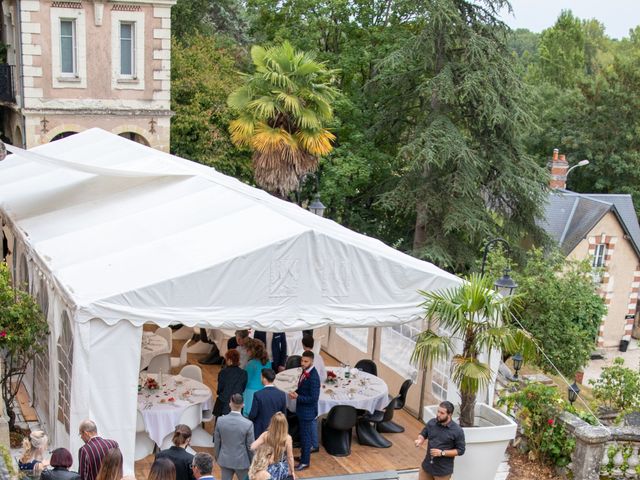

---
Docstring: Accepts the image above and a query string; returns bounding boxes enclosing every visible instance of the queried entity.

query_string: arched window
[118,131,150,146]
[50,131,77,142]
[33,280,50,425]
[57,311,73,433]
[18,253,28,290]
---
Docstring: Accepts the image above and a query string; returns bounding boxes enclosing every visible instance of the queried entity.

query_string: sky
[498,0,639,39]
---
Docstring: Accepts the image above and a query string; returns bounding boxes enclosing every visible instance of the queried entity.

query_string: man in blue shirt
[192,452,216,480]
[415,401,466,480]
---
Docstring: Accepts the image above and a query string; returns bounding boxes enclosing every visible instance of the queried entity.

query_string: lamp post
[568,382,580,405]
[512,352,523,379]
[296,172,326,217]
[566,159,589,177]
[480,237,518,296]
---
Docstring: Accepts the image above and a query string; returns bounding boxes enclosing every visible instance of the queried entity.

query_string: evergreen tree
[376,0,548,270]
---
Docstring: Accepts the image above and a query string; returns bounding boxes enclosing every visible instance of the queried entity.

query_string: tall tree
[228,41,340,197]
[376,0,548,270]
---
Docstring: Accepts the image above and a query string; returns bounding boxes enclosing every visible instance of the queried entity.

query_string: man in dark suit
[248,368,287,437]
[288,351,320,471]
[254,331,287,372]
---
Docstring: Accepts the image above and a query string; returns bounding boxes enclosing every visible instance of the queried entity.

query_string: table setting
[137,373,212,445]
[140,331,170,371]
[274,366,389,416]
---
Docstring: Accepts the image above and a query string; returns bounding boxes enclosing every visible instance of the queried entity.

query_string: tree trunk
[459,391,476,428]
[4,399,14,431]
[413,200,428,251]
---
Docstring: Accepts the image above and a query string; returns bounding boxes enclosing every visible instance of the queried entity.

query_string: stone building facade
[0,0,175,151]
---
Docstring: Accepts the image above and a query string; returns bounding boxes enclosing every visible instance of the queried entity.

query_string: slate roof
[540,189,640,258]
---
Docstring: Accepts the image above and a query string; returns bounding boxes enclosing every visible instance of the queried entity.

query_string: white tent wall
[70,319,142,474]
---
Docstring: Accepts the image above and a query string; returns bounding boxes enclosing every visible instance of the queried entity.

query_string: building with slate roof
[540,150,640,348]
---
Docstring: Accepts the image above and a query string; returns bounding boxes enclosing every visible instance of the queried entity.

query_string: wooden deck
[135,337,425,479]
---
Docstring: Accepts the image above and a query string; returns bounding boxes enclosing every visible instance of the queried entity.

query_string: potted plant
[412,273,536,480]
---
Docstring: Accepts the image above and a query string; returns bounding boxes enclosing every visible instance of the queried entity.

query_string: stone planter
[423,403,516,480]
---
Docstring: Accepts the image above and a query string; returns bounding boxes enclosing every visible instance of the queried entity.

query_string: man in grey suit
[214,393,255,480]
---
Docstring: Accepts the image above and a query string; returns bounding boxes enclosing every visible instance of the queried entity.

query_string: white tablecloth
[137,374,213,445]
[274,367,388,416]
[140,332,170,371]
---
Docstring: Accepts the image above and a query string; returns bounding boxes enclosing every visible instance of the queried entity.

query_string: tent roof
[0,129,460,330]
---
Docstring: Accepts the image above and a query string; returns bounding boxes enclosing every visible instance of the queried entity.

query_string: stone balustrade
[558,411,640,480]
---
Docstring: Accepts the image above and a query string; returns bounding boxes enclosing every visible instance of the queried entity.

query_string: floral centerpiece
[325,370,337,385]
[144,377,159,390]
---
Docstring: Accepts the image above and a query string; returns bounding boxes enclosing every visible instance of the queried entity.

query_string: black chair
[354,359,377,376]
[285,355,302,370]
[322,405,358,456]
[356,398,395,448]
[395,379,413,410]
[377,396,405,433]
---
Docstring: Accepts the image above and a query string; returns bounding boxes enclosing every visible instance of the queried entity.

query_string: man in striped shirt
[78,419,119,480]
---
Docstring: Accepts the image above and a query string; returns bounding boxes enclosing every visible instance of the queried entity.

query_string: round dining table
[137,373,213,446]
[274,366,389,416]
[140,332,170,371]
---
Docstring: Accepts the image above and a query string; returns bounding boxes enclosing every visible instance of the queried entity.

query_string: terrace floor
[134,337,425,479]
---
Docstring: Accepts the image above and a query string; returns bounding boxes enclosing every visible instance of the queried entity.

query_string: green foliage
[490,248,605,378]
[589,357,640,414]
[412,273,536,427]
[227,41,340,196]
[172,0,249,44]
[374,0,549,271]
[0,263,48,430]
[170,35,252,181]
[499,382,575,467]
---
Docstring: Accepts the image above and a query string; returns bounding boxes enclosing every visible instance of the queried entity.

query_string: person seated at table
[155,424,194,480]
[251,412,295,480]
[248,445,274,480]
[41,448,79,480]
[248,368,287,438]
[254,331,287,372]
[243,339,272,416]
[213,349,248,422]
[19,430,49,475]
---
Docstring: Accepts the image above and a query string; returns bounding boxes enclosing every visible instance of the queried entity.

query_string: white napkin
[192,389,210,396]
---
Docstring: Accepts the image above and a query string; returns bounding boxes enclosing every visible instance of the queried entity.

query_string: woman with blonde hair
[243,339,271,416]
[248,445,274,480]
[19,430,49,474]
[251,412,295,480]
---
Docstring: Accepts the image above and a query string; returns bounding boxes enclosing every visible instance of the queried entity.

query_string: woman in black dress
[213,349,249,419]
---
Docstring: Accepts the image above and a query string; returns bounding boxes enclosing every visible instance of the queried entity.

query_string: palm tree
[411,274,536,427]
[228,41,339,198]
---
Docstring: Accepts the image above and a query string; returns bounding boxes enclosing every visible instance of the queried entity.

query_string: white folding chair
[179,364,202,383]
[172,325,194,340]
[171,340,191,370]
[155,326,173,348]
[147,353,171,374]
[135,411,156,460]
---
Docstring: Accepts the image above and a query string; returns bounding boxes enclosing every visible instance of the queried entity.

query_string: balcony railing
[0,64,15,103]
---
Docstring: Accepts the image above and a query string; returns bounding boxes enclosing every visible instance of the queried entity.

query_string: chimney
[549,148,568,189]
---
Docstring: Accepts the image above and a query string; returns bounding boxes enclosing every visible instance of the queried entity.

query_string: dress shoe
[295,464,309,471]
[198,351,223,365]
[311,447,320,454]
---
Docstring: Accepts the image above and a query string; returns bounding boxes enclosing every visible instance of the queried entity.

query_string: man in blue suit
[254,331,287,372]
[248,368,287,437]
[288,351,320,471]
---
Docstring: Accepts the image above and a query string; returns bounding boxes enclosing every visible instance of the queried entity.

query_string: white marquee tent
[0,129,461,471]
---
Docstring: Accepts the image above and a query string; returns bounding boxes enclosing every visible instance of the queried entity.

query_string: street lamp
[566,159,589,177]
[512,352,523,379]
[568,382,580,405]
[480,237,518,295]
[297,172,326,217]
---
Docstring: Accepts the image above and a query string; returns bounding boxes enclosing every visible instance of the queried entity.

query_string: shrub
[499,382,575,467]
[589,357,640,414]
